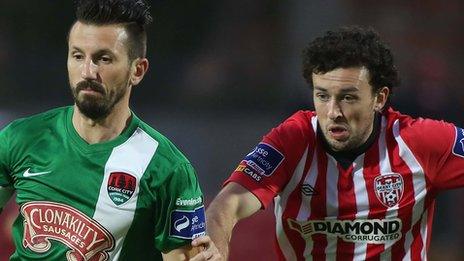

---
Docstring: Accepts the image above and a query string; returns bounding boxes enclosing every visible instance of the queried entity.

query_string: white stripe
[379,116,392,173]
[311,116,318,132]
[392,120,427,261]
[92,128,158,260]
[304,115,318,260]
[324,156,339,259]
[274,146,309,261]
[297,148,318,258]
[352,154,367,261]
[420,209,428,260]
[379,116,396,261]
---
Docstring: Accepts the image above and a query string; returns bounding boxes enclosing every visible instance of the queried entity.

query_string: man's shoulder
[272,110,316,138]
[279,110,316,131]
[134,117,191,166]
[384,107,454,133]
[383,107,456,154]
[2,106,69,135]
[288,110,316,122]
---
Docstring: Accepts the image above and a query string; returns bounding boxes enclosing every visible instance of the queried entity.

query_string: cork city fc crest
[374,173,404,208]
[107,172,136,206]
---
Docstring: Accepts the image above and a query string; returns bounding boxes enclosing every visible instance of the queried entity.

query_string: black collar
[317,113,381,170]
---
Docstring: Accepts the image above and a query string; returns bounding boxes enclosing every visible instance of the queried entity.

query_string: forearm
[206,200,238,259]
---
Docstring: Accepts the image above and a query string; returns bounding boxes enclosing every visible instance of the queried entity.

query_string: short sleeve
[225,111,315,209]
[153,163,205,252]
[429,125,464,190]
[400,117,464,191]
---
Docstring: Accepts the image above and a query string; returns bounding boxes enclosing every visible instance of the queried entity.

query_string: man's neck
[72,103,132,145]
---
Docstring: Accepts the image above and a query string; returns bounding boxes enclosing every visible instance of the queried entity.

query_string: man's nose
[327,99,343,120]
[81,59,98,80]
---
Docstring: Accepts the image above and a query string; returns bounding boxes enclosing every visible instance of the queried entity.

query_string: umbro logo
[23,168,51,177]
[301,184,318,196]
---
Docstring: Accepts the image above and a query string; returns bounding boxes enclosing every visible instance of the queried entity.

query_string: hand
[190,235,223,261]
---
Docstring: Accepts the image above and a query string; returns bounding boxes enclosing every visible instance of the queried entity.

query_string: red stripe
[310,144,328,259]
[386,124,416,260]
[425,202,435,252]
[279,139,316,260]
[363,138,385,260]
[336,163,356,261]
[274,233,286,261]
[410,216,424,260]
[409,187,436,260]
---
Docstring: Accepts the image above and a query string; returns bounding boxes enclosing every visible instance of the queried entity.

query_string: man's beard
[71,80,127,120]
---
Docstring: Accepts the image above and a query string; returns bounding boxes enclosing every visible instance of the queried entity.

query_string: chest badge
[374,173,404,208]
[107,172,136,206]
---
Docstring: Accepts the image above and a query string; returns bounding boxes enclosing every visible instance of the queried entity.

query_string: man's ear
[130,58,149,86]
[374,86,390,111]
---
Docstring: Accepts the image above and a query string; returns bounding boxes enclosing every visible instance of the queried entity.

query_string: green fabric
[1,106,204,260]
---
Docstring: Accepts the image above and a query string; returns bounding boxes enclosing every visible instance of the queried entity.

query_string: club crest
[107,172,136,206]
[374,173,404,208]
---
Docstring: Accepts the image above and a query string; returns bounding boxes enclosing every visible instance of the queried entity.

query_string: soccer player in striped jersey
[206,26,464,260]
[0,0,213,260]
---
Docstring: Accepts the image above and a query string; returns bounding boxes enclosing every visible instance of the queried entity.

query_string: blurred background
[0,0,463,260]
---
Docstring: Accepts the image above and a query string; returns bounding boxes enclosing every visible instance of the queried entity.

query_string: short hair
[302,26,400,102]
[75,0,153,60]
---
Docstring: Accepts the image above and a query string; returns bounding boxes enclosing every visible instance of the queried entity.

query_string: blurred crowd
[1,0,463,259]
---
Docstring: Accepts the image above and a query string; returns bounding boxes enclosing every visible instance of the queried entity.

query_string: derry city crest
[374,173,404,208]
[20,201,115,261]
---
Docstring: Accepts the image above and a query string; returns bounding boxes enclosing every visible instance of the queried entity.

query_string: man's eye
[99,56,112,63]
[343,95,357,102]
[72,54,84,60]
[316,93,329,101]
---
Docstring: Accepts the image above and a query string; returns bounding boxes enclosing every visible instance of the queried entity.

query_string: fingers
[190,235,223,261]
[190,250,214,261]
[192,235,212,247]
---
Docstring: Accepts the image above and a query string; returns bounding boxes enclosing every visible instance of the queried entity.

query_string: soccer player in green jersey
[0,0,219,260]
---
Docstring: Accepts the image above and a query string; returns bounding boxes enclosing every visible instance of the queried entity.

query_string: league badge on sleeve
[170,206,206,239]
[452,127,464,158]
[237,143,284,182]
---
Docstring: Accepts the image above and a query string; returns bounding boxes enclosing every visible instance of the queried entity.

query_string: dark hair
[75,0,153,60]
[302,26,399,104]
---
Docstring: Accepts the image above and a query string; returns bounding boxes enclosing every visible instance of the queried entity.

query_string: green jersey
[0,106,206,260]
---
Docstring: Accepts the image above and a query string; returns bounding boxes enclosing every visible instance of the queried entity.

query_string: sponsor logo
[176,196,203,206]
[20,201,115,261]
[288,218,402,244]
[170,206,206,240]
[107,172,136,206]
[301,184,318,196]
[235,163,263,182]
[374,173,404,207]
[23,168,51,178]
[244,143,284,177]
[452,127,464,158]
[236,143,284,182]
[174,216,190,232]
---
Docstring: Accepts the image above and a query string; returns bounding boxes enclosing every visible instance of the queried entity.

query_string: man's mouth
[328,126,349,141]
[76,81,105,95]
[80,87,102,95]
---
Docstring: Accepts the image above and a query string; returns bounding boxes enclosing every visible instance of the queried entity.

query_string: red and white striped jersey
[226,108,464,261]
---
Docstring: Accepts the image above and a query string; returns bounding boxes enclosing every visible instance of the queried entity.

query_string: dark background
[1,0,463,260]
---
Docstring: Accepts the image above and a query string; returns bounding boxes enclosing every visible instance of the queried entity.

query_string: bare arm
[206,182,262,259]
[162,244,204,261]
